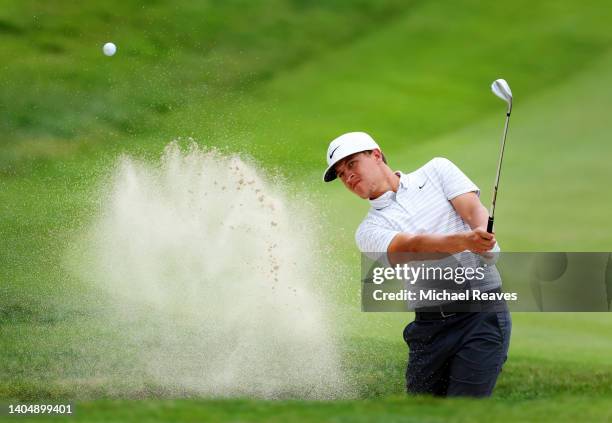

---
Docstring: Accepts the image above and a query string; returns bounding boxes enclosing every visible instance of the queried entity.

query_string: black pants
[403,301,512,397]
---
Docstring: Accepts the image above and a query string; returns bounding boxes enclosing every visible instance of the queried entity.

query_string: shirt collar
[368,171,408,210]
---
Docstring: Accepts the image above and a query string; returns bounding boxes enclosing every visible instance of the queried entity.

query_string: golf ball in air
[103,42,117,56]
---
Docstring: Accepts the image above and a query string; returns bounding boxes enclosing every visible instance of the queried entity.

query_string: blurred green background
[1,1,611,421]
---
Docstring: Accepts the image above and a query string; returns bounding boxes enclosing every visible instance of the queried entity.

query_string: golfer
[323,131,511,397]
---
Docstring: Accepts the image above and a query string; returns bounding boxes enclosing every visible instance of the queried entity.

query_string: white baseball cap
[323,132,381,182]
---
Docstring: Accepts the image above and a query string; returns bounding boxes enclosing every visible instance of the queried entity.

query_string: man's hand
[451,192,498,254]
[462,228,496,253]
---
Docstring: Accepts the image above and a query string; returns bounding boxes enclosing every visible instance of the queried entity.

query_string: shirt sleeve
[429,157,480,200]
[355,219,400,264]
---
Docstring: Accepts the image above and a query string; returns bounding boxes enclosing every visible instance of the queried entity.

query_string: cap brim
[323,165,337,182]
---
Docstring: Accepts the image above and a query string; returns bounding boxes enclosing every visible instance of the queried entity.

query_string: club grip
[487,216,494,234]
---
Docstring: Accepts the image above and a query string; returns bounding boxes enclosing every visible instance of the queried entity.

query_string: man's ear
[372,149,383,162]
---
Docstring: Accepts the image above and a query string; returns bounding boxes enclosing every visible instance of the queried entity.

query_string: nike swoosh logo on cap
[329,146,340,159]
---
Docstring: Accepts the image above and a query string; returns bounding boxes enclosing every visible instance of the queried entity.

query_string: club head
[491,79,512,104]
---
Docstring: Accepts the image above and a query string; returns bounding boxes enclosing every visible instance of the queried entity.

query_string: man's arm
[450,191,489,231]
[387,230,494,255]
[387,192,495,256]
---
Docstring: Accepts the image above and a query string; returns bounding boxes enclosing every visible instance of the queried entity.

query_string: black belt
[414,287,504,321]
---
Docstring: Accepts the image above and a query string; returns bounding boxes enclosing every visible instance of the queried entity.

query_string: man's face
[334,150,385,199]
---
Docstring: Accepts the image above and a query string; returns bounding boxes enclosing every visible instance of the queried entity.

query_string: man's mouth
[350,179,361,190]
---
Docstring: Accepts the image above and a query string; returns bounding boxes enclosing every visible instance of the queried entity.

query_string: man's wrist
[457,232,468,251]
[446,232,466,253]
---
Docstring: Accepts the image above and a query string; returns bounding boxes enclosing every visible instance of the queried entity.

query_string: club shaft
[488,102,512,230]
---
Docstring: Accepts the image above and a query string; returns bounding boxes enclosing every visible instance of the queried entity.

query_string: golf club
[487,78,513,234]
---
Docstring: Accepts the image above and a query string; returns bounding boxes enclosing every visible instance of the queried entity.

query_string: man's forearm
[467,204,490,231]
[450,193,490,231]
[388,232,466,254]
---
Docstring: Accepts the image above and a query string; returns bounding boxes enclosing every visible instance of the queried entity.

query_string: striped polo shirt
[356,157,501,292]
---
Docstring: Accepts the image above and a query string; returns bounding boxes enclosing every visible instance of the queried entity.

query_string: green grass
[2,0,612,421]
[4,393,612,423]
[0,0,413,166]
